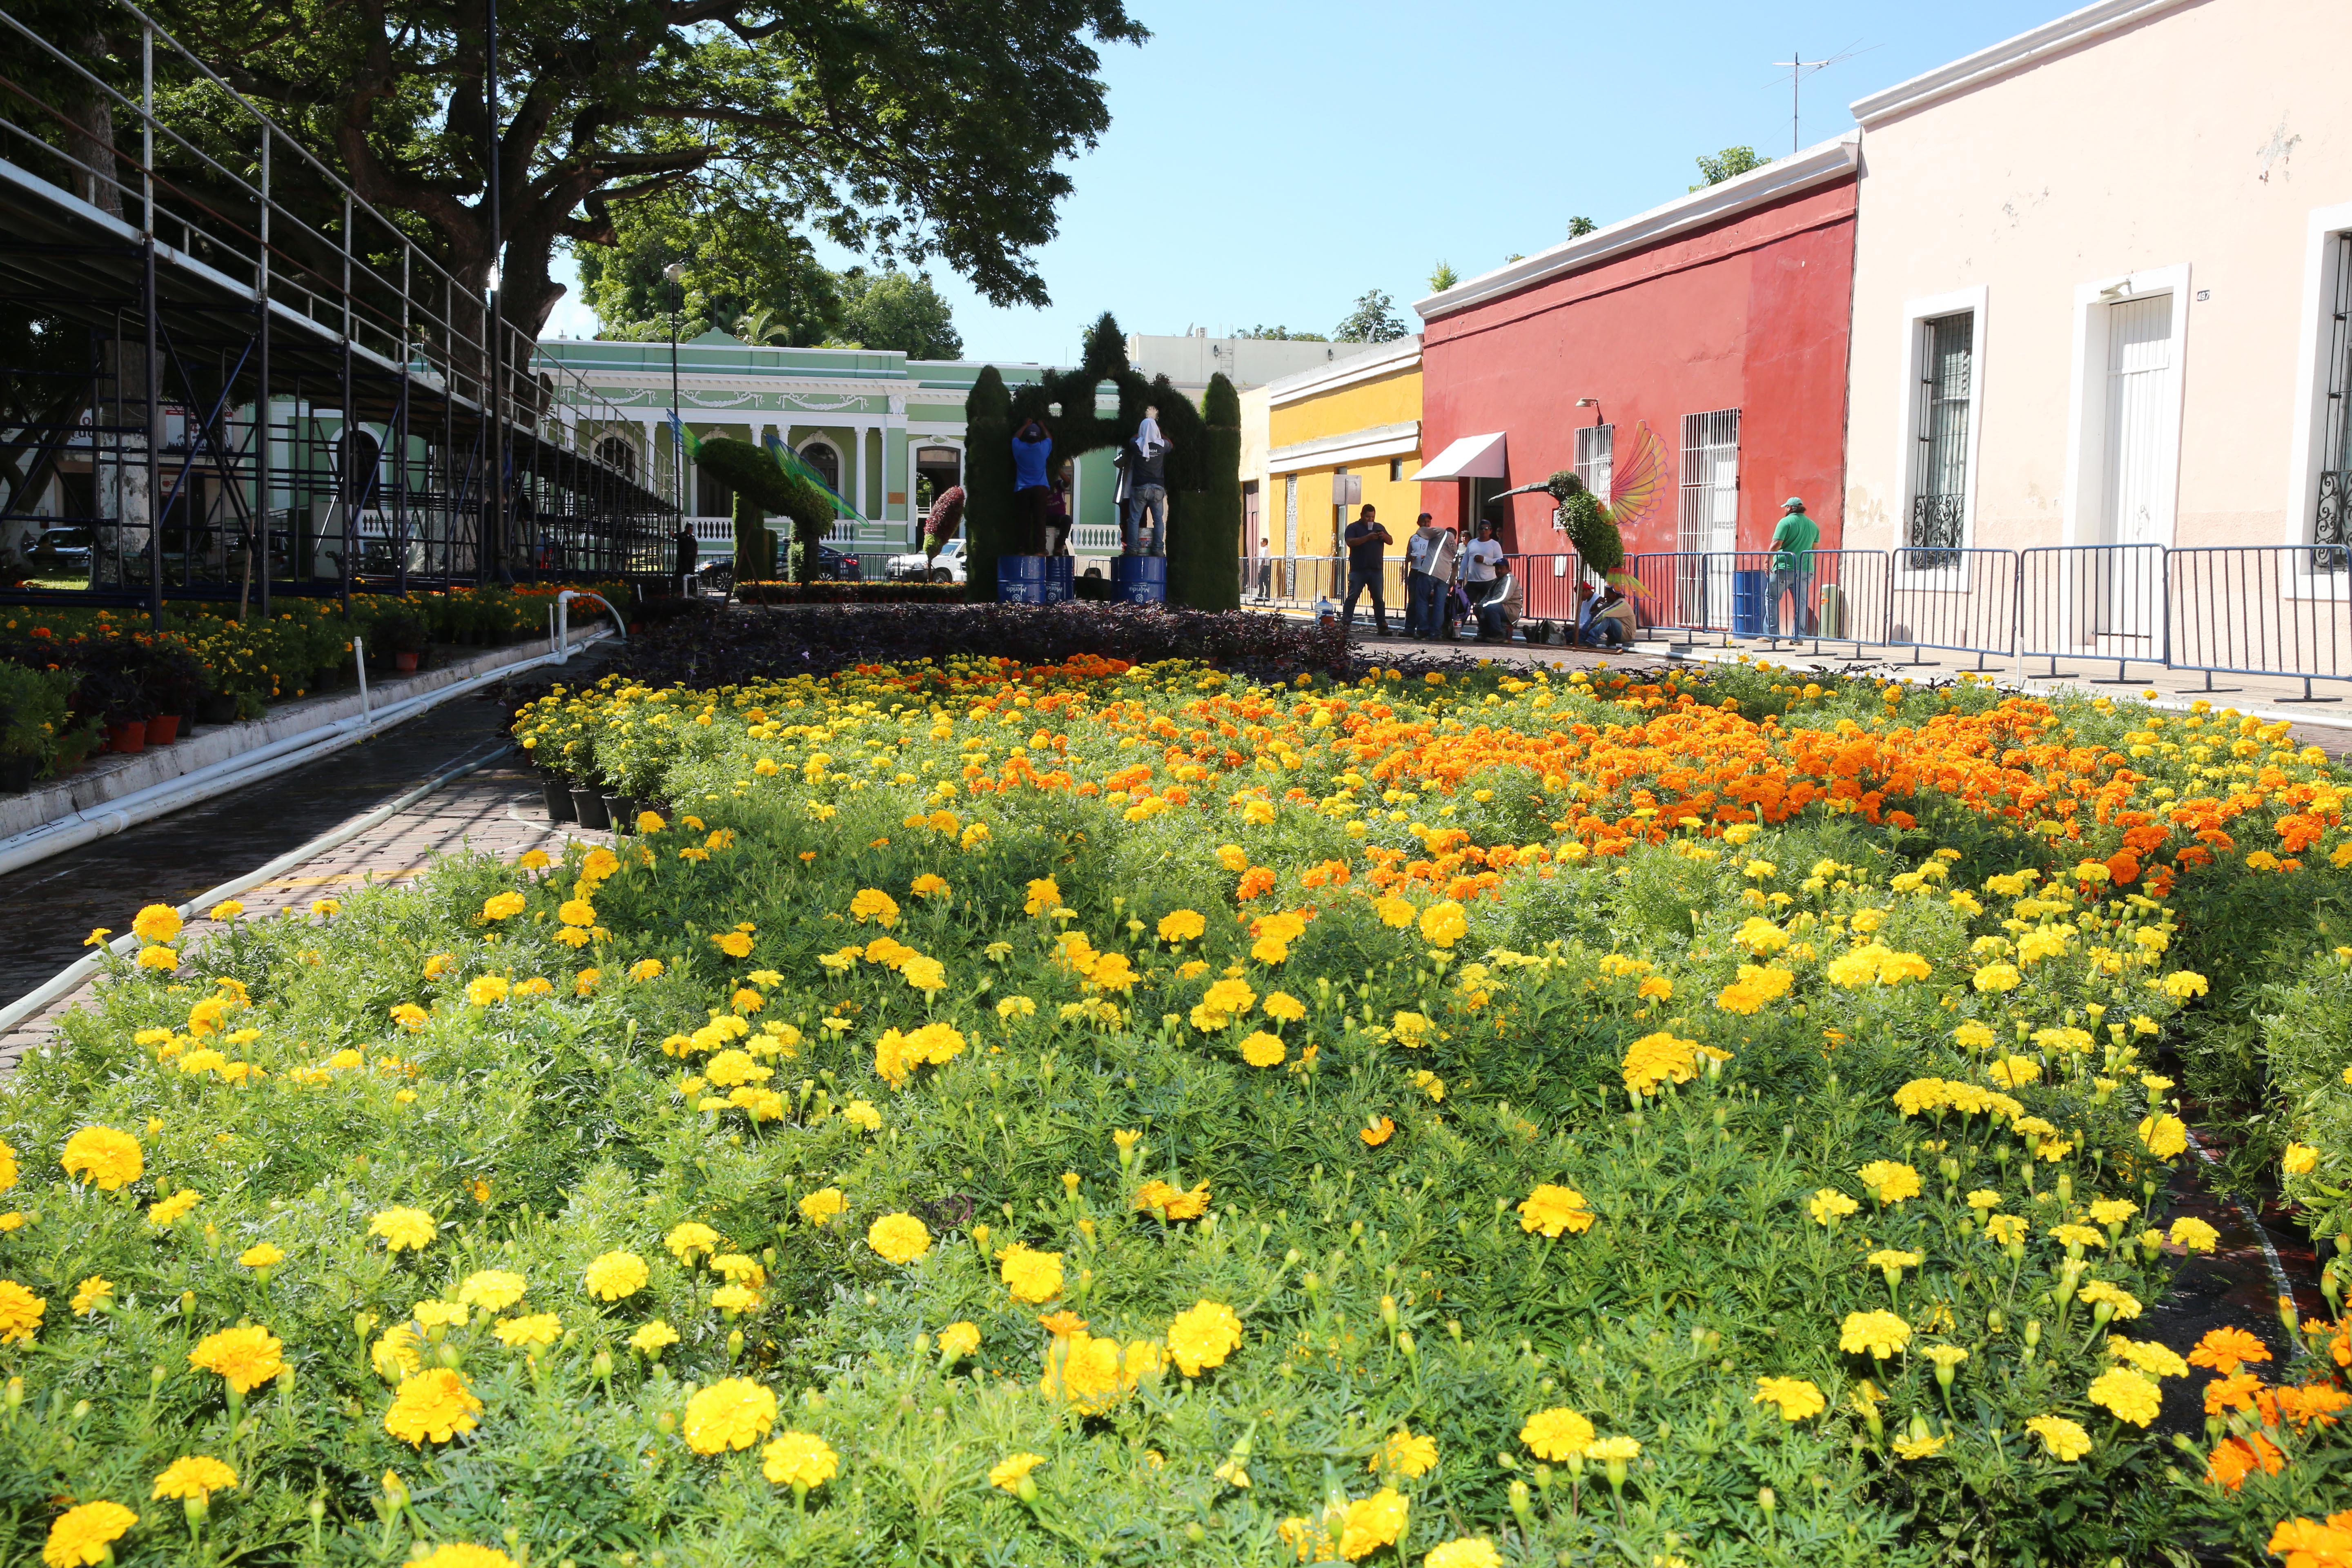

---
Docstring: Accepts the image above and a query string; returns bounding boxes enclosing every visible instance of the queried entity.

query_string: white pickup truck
[887,538,964,583]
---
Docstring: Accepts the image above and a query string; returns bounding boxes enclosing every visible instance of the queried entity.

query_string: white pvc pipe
[0,740,516,1038]
[556,590,626,662]
[354,635,370,725]
[0,630,607,879]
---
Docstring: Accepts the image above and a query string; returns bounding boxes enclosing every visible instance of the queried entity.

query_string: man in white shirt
[1460,519,1505,605]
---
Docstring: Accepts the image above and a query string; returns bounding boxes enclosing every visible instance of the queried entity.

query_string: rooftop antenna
[1771,39,1876,154]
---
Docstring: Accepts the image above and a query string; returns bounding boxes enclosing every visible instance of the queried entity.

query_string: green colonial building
[533,334,1127,569]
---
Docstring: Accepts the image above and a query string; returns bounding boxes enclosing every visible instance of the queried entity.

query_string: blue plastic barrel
[1731,570,1766,637]
[1113,555,1167,605]
[996,554,1049,604]
[1042,555,1074,604]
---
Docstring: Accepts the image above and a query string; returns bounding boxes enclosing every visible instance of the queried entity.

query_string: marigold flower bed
[4,656,2350,1565]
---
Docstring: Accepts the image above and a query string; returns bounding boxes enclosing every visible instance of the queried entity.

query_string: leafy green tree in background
[1236,325,1327,341]
[573,187,840,345]
[829,270,964,359]
[1568,215,1598,237]
[1333,289,1408,344]
[131,0,1145,345]
[1426,262,1459,293]
[1692,146,1771,190]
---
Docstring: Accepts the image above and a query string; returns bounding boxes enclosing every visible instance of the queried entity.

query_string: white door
[2098,295,2174,645]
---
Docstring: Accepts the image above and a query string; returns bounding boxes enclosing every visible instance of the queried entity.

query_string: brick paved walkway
[0,751,611,1077]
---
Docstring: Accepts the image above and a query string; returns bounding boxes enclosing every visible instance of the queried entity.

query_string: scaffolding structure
[0,0,677,622]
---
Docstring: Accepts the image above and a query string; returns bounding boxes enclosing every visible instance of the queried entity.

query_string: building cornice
[1849,0,2195,126]
[1268,420,1421,474]
[1413,136,1858,322]
[1265,336,1422,405]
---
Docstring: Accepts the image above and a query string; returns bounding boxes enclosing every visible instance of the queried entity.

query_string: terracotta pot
[394,650,420,672]
[106,719,147,755]
[146,714,181,745]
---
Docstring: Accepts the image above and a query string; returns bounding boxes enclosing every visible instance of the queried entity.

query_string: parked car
[813,542,862,581]
[888,538,964,584]
[27,526,92,573]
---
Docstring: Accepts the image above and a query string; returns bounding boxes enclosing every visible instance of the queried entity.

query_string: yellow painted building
[1256,336,1422,569]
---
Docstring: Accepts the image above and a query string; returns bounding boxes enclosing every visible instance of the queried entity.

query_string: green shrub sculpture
[693,437,836,584]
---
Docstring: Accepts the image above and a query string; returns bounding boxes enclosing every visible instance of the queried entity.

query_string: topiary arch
[962,312,1241,609]
[694,437,837,585]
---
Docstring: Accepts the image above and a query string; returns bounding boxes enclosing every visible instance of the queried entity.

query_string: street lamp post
[664,261,685,515]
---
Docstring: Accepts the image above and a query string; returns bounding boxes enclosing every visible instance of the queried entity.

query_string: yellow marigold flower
[1809,1188,1859,1226]
[1754,1376,1826,1421]
[1338,1488,1408,1560]
[1262,991,1307,1023]
[557,898,597,928]
[1587,1434,1642,1463]
[842,1100,882,1131]
[132,903,183,942]
[389,1002,429,1031]
[457,1270,526,1312]
[1157,909,1205,943]
[0,1139,15,1192]
[2160,970,2209,1000]
[0,1279,43,1344]
[798,1187,847,1226]
[1133,1180,1211,1220]
[43,1501,138,1568]
[2107,1336,2189,1379]
[1953,1020,1996,1051]
[71,1276,112,1315]
[207,898,246,921]
[762,1430,840,1490]
[1519,1406,1594,1460]
[869,1213,931,1263]
[713,931,754,959]
[2024,1414,2091,1461]
[480,891,526,921]
[849,888,901,927]
[1023,877,1061,915]
[464,975,508,1007]
[630,1320,679,1356]
[2285,1142,2321,1175]
[1972,962,2022,992]
[1368,1428,1438,1478]
[2137,1114,2189,1159]
[1839,1310,1912,1359]
[938,1321,981,1359]
[60,1125,143,1190]
[2169,1216,2220,1252]
[665,1221,721,1263]
[1239,1031,1285,1067]
[1167,1300,1243,1376]
[2076,1280,2142,1320]
[990,1452,1045,1492]
[630,958,665,982]
[1984,1214,2029,1245]
[136,944,180,971]
[147,1189,201,1228]
[1966,1189,2003,1212]
[684,1376,777,1454]
[2086,1366,2161,1426]
[1518,1184,1595,1238]
[189,1323,285,1393]
[998,1243,1065,1304]
[238,1243,284,1270]
[151,1454,236,1501]
[1373,895,1416,928]
[493,1313,561,1350]
[582,1252,648,1301]
[412,1300,467,1330]
[1857,1160,1922,1205]
[423,953,455,979]
[370,1207,437,1253]
[1425,1540,1503,1568]
[1418,901,1468,948]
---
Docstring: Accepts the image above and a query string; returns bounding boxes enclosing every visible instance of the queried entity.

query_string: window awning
[1414,431,1508,481]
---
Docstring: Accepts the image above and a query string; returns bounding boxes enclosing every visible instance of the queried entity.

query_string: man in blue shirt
[1340,504,1393,634]
[1012,418,1053,554]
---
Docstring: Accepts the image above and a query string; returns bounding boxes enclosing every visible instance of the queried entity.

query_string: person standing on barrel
[1011,417,1054,555]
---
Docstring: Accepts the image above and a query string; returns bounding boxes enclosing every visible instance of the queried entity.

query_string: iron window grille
[1907,311,1973,570]
[2318,232,2352,572]
[1574,424,1614,510]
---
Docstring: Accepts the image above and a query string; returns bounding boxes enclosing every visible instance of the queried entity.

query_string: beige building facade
[1842,0,2352,565]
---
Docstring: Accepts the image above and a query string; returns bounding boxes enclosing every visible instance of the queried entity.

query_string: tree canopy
[142,0,1146,341]
[1333,289,1407,344]
[1692,146,1772,189]
[1236,325,1327,342]
[829,270,964,359]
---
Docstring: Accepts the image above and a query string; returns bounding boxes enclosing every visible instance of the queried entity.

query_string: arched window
[800,441,840,493]
[336,428,382,510]
[915,444,962,513]
[594,432,639,480]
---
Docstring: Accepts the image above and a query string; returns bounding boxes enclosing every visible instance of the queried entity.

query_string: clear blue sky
[546,0,2067,361]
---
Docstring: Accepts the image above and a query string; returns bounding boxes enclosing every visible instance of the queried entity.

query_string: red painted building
[1414,138,1860,574]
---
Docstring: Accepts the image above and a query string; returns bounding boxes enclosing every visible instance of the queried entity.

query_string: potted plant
[142,643,208,744]
[0,662,76,792]
[374,608,430,673]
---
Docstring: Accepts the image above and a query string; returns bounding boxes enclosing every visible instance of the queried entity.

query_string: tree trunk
[63,32,122,217]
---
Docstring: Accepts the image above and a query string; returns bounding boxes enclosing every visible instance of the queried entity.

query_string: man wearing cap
[1768,496,1819,638]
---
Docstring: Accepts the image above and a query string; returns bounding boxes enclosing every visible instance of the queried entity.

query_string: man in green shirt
[1768,497,1820,637]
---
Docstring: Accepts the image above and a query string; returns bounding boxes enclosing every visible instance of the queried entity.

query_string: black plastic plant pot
[543,778,577,823]
[603,795,629,833]
[570,787,610,831]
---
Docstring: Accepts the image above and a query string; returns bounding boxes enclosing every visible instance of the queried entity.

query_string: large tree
[150,0,1146,347]
[574,185,842,345]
